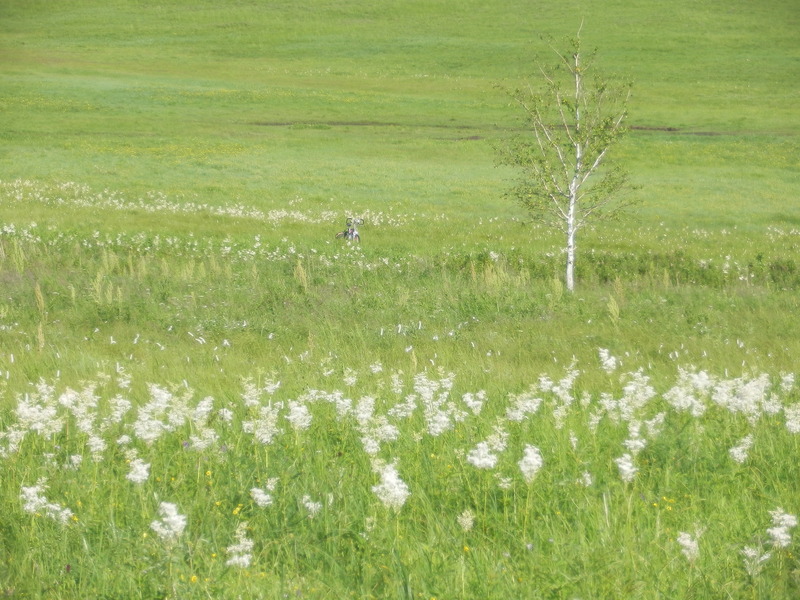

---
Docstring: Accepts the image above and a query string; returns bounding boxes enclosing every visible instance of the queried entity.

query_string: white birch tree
[497,28,634,292]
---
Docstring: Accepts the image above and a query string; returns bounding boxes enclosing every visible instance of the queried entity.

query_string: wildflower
[784,404,800,434]
[343,368,358,387]
[462,391,486,415]
[645,412,666,437]
[495,474,513,490]
[457,509,475,532]
[622,421,647,456]
[663,368,711,418]
[126,458,150,484]
[372,463,410,511]
[578,471,593,487]
[486,425,509,452]
[390,371,404,395]
[242,403,283,445]
[19,479,74,524]
[354,396,375,425]
[518,445,543,483]
[302,495,322,518]
[767,508,797,548]
[16,391,62,436]
[614,453,638,483]
[225,522,254,568]
[467,442,497,470]
[742,546,772,577]
[598,348,618,373]
[251,487,273,508]
[285,401,312,431]
[150,502,187,543]
[711,373,772,425]
[677,531,700,563]
[729,434,754,464]
[505,386,541,422]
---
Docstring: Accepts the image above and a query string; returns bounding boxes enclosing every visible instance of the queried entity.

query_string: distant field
[1,1,799,598]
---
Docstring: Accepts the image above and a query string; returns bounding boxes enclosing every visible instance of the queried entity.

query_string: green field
[1,1,800,598]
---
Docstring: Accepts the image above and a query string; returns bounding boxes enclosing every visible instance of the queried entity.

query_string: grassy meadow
[1,0,800,598]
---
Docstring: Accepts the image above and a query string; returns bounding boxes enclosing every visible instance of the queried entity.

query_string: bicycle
[335,217,361,242]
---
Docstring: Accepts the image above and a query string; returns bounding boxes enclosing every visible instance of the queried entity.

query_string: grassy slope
[1,0,798,221]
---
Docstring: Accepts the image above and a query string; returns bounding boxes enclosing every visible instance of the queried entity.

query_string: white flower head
[457,509,475,532]
[19,478,74,524]
[598,348,618,373]
[677,531,700,563]
[250,487,273,508]
[518,445,544,483]
[126,458,150,484]
[729,434,754,464]
[226,521,254,568]
[286,401,312,431]
[150,502,187,543]
[302,495,322,519]
[467,442,497,470]
[372,463,410,511]
[614,453,638,483]
[767,508,797,548]
[784,404,800,434]
[742,545,772,577]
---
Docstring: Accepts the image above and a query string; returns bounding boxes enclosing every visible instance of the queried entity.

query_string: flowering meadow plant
[2,351,800,598]
[2,182,800,598]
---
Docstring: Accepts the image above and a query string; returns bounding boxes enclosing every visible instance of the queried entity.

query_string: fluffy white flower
[598,348,618,373]
[767,508,797,548]
[457,509,475,532]
[677,531,700,563]
[518,445,543,483]
[615,453,638,483]
[462,391,486,415]
[372,463,410,511]
[20,478,74,524]
[467,442,497,470]
[729,434,754,464]
[302,495,322,518]
[784,404,800,434]
[742,545,772,577]
[225,522,254,568]
[286,401,312,431]
[126,458,150,484]
[242,403,283,445]
[150,502,187,542]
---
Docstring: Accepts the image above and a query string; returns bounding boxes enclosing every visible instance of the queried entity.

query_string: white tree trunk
[566,199,576,292]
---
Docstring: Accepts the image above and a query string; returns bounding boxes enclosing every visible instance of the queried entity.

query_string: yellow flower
[190,575,198,583]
